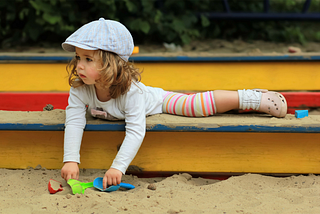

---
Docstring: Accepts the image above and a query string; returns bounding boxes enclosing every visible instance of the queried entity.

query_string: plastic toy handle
[82,182,94,189]
[119,182,135,189]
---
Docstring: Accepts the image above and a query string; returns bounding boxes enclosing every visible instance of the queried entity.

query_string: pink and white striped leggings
[162,91,216,117]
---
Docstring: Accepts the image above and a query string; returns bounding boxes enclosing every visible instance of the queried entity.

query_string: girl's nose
[77,61,84,70]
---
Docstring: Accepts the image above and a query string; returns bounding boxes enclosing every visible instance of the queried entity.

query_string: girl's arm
[61,87,87,181]
[103,89,146,187]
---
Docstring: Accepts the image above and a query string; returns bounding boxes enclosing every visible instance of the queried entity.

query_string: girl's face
[75,47,102,85]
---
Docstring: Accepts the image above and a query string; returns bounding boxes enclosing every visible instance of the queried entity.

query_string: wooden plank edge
[1,123,320,133]
[1,54,320,62]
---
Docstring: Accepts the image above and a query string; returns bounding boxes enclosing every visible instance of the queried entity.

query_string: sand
[2,39,320,60]
[0,168,320,214]
[1,109,320,128]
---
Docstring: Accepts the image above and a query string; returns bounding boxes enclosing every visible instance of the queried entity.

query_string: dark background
[1,0,320,49]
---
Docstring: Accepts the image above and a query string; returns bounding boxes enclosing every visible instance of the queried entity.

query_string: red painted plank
[281,92,320,108]
[0,92,319,112]
[0,92,69,111]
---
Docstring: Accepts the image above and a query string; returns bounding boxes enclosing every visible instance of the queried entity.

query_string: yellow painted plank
[140,61,320,91]
[1,130,320,174]
[0,130,64,169]
[1,61,320,91]
[1,64,70,92]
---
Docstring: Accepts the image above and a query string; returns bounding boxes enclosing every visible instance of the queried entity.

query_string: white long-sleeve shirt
[64,82,166,174]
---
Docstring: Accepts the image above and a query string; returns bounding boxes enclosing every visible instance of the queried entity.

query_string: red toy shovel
[48,179,63,194]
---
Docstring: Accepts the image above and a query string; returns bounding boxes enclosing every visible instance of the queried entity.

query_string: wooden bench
[1,52,320,177]
[1,110,319,177]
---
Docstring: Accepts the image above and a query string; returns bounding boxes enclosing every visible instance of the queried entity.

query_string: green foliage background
[1,0,320,48]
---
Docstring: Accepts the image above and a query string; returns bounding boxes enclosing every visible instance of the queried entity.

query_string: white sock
[238,89,262,110]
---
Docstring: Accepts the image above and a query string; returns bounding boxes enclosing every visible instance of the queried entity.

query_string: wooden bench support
[1,130,320,174]
[1,111,319,175]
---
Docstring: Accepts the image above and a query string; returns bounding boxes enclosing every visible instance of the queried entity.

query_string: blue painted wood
[201,13,320,20]
[222,0,230,13]
[302,0,311,13]
[264,0,270,13]
[1,123,320,133]
[0,123,65,131]
[1,54,320,63]
[130,55,320,62]
[0,55,71,62]
[200,0,318,20]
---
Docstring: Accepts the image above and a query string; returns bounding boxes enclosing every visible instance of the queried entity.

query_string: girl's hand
[61,162,79,181]
[103,168,122,189]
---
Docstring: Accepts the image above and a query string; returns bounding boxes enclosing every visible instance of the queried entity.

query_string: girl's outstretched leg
[162,91,216,117]
[215,89,287,117]
[213,90,239,113]
[162,90,240,116]
[162,89,287,118]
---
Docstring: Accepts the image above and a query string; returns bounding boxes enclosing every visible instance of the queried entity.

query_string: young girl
[60,18,287,189]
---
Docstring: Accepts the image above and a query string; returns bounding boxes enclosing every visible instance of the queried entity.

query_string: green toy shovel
[67,179,94,194]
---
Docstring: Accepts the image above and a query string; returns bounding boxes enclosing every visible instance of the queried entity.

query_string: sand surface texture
[2,39,320,58]
[1,110,320,129]
[0,168,320,214]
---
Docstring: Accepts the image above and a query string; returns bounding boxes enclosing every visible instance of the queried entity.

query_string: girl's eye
[86,58,92,62]
[75,56,80,60]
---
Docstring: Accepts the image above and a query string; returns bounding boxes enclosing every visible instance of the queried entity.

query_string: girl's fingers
[103,177,108,189]
[113,177,118,186]
[117,177,121,185]
[62,172,77,181]
[73,172,79,180]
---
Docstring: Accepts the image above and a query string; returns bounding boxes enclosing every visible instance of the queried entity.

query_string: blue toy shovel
[93,177,135,192]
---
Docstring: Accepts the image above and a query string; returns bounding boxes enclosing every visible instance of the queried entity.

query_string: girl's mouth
[79,74,86,78]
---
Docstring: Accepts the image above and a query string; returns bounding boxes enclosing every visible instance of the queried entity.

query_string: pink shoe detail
[257,90,287,118]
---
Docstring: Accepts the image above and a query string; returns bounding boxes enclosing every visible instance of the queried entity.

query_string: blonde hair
[67,50,141,99]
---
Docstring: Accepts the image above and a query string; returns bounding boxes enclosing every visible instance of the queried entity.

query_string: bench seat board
[0,110,320,133]
[1,130,319,174]
[0,110,319,174]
